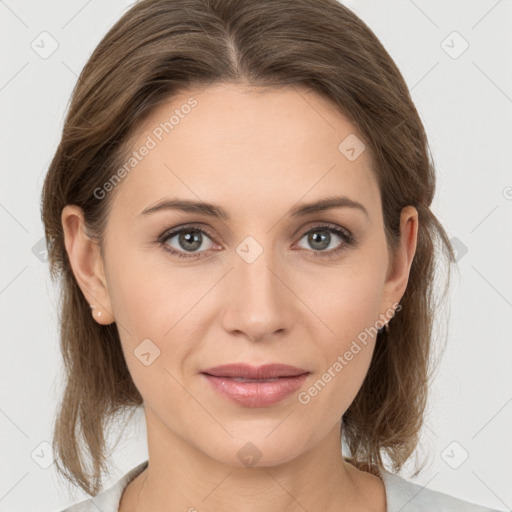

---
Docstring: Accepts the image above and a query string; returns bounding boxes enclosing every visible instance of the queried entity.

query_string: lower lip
[201,373,309,407]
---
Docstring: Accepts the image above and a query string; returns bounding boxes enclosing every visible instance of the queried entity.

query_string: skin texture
[62,83,418,512]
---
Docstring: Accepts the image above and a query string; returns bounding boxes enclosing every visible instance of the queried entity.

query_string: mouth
[200,363,310,407]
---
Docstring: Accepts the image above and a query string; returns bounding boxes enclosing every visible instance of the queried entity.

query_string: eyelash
[157,222,355,261]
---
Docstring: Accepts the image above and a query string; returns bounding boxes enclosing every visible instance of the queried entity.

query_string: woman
[41,0,500,510]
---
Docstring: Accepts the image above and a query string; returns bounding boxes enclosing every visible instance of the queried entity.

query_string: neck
[119,410,385,512]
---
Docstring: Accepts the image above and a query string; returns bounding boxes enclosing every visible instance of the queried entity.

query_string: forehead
[109,83,380,222]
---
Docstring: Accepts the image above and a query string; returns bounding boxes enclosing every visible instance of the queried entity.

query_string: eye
[295,223,354,258]
[158,225,218,259]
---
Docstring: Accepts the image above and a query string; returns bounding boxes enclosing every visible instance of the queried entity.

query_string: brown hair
[41,0,456,496]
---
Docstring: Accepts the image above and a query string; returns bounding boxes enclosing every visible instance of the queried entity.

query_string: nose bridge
[221,235,292,340]
[236,236,282,310]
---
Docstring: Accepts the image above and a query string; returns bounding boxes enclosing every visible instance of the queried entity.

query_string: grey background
[1,0,511,511]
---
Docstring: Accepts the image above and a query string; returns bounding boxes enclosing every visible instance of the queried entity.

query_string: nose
[220,242,296,343]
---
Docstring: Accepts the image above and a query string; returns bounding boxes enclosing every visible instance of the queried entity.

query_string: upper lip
[201,363,310,379]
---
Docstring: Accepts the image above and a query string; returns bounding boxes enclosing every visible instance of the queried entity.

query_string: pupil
[309,231,329,250]
[179,231,201,251]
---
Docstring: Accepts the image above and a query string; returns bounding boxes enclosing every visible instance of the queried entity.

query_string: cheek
[304,256,387,342]
[106,245,199,334]
[106,259,197,403]
[299,254,386,408]
[106,248,213,376]
[298,280,382,426]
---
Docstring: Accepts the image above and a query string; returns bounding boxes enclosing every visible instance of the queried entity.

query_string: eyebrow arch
[289,195,369,219]
[140,198,229,219]
[139,195,369,220]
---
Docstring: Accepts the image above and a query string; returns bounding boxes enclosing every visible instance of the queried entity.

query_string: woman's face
[64,82,417,467]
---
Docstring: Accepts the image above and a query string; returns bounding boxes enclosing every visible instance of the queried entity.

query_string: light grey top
[60,459,501,511]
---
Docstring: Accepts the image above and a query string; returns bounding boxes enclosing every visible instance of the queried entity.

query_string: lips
[201,363,310,380]
[200,363,311,407]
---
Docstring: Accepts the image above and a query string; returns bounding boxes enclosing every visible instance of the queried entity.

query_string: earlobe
[61,205,115,325]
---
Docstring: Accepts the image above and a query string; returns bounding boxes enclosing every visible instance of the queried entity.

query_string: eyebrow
[139,195,369,220]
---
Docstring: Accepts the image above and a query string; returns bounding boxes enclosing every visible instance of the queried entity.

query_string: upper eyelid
[160,223,218,243]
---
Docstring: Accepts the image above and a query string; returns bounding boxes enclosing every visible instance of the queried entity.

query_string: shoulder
[58,460,149,512]
[380,469,502,512]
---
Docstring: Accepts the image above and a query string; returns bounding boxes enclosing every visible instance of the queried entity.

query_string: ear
[61,205,115,325]
[379,205,418,321]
